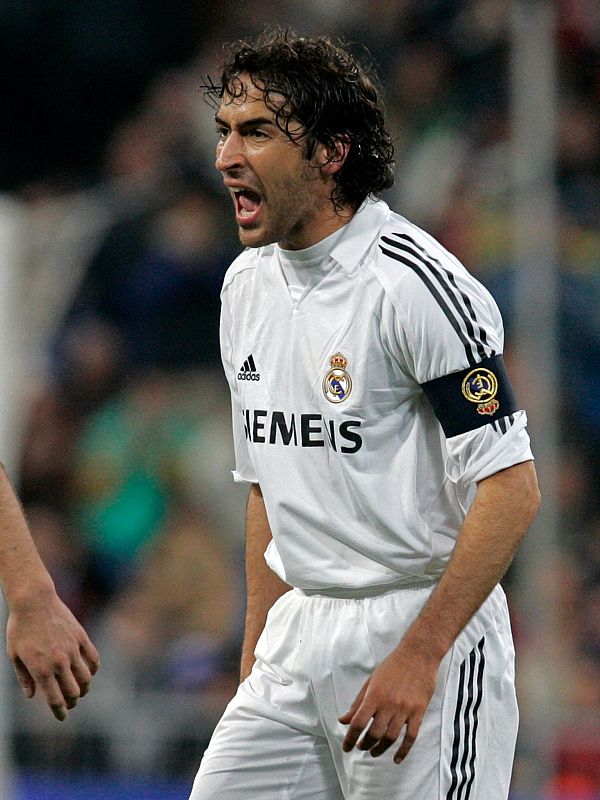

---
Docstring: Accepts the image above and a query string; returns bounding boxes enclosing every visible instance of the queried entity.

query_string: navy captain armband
[420,354,517,438]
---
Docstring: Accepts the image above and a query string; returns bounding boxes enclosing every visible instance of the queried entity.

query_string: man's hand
[339,645,439,764]
[6,590,100,721]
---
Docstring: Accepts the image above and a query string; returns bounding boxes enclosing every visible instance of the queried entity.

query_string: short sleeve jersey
[220,198,533,591]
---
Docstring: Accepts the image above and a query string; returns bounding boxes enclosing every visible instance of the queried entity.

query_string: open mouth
[233,188,262,225]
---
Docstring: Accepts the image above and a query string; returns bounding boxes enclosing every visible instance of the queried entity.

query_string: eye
[216,126,230,140]
[249,129,268,139]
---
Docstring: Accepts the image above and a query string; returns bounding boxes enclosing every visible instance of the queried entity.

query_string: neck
[279,203,356,251]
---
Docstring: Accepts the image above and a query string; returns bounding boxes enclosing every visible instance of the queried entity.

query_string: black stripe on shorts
[446,637,485,800]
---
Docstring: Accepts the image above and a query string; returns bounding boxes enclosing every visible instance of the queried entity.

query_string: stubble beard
[238,166,322,250]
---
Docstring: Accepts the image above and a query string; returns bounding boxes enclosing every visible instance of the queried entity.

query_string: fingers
[394,715,423,764]
[76,640,100,698]
[342,698,377,752]
[37,662,83,720]
[356,711,393,753]
[55,660,84,710]
[45,644,101,718]
[337,708,354,725]
[12,657,35,699]
[341,703,424,763]
[35,667,71,721]
[338,679,369,726]
[15,640,100,721]
[81,639,101,677]
[71,658,93,699]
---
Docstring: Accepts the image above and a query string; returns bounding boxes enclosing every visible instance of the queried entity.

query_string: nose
[215,131,245,173]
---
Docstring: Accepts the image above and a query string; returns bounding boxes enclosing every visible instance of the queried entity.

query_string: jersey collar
[329,197,390,274]
[255,197,389,275]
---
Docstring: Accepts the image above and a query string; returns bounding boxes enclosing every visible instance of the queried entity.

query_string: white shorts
[189,582,518,800]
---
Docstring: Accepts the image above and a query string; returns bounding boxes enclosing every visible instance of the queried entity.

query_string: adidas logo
[238,354,260,381]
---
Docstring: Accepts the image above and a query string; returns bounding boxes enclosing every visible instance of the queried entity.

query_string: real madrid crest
[323,353,352,404]
[461,367,500,416]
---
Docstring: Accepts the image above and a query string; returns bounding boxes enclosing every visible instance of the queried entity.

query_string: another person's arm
[340,458,540,761]
[0,464,99,721]
[240,483,290,681]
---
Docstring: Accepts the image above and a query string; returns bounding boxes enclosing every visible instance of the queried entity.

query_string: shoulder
[367,212,498,316]
[221,245,275,296]
[369,212,465,287]
[364,210,505,361]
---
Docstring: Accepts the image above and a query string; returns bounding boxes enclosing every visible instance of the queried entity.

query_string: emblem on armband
[323,353,352,404]
[461,367,500,416]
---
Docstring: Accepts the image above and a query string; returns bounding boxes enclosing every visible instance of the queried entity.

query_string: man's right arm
[240,483,290,682]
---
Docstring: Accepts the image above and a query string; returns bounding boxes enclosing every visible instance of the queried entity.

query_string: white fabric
[276,225,346,306]
[219,198,533,592]
[190,584,518,800]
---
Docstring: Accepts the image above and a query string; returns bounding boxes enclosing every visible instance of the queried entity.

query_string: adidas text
[238,371,261,381]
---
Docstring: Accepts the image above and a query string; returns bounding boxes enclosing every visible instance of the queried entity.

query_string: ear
[316,137,351,176]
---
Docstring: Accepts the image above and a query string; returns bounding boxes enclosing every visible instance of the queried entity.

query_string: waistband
[294,578,435,600]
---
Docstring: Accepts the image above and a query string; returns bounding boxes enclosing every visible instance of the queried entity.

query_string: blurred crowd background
[1,1,600,798]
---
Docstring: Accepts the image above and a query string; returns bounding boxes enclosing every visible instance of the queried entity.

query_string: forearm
[399,460,541,664]
[0,465,55,608]
[241,483,290,680]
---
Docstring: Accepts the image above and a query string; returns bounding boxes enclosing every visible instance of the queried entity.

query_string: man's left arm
[340,459,541,762]
[0,464,100,720]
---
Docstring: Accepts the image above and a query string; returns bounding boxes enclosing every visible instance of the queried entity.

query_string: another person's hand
[339,644,439,764]
[6,589,100,721]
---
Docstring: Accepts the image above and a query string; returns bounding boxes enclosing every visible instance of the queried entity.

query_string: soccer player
[190,30,541,800]
[0,465,99,720]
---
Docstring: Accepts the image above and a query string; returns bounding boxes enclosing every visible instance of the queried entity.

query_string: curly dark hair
[201,29,395,210]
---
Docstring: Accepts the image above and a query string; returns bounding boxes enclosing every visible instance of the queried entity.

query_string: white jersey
[220,198,533,591]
